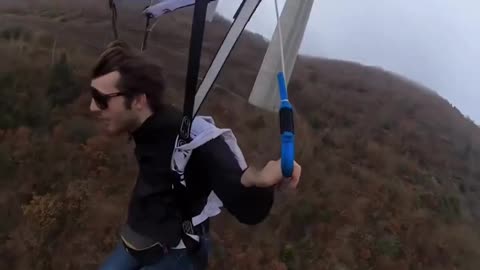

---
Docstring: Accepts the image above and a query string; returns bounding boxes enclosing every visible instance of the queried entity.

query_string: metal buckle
[182,220,195,235]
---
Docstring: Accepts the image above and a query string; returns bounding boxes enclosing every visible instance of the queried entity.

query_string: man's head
[89,41,166,135]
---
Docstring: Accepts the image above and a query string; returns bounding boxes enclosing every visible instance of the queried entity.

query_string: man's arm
[192,137,274,225]
[240,166,266,187]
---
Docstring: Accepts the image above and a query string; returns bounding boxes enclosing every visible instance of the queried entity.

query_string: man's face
[89,71,138,135]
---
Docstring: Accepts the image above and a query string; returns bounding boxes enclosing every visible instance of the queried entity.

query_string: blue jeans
[99,235,211,270]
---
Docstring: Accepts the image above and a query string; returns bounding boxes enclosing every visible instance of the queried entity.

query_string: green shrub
[47,53,81,107]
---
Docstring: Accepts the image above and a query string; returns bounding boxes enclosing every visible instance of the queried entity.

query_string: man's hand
[241,159,302,189]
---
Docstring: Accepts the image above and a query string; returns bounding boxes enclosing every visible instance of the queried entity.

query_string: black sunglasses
[91,86,127,110]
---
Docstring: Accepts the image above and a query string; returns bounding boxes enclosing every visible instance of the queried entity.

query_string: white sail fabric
[205,0,219,21]
[144,0,219,21]
[193,0,262,116]
[248,0,313,112]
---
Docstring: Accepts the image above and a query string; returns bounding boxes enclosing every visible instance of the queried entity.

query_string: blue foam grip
[277,72,295,178]
[281,132,295,177]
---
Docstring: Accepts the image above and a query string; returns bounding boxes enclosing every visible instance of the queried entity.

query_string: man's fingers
[288,162,301,189]
[289,178,298,188]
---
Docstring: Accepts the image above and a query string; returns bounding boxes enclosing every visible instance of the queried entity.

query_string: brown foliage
[1,1,480,270]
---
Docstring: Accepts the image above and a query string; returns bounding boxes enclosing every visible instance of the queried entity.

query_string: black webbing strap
[109,0,119,40]
[173,0,211,253]
[178,0,210,145]
[141,12,153,52]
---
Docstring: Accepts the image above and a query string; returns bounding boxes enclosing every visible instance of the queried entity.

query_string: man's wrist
[241,166,259,188]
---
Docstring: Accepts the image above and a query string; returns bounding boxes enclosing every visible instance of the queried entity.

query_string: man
[89,41,302,269]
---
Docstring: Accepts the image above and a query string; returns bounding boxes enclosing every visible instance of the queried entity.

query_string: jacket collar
[131,105,181,144]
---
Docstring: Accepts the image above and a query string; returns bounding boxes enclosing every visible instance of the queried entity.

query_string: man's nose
[90,99,100,112]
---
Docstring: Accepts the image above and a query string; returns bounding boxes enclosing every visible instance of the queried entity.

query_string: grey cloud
[216,0,480,122]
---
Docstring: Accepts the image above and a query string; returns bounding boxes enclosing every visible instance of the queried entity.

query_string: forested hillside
[1,1,480,269]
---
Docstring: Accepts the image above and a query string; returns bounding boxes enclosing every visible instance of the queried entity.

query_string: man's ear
[132,93,148,110]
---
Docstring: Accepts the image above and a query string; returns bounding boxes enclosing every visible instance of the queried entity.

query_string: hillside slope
[1,1,480,270]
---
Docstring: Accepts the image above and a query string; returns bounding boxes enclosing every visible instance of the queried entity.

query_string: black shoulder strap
[109,0,119,40]
[177,0,210,147]
[171,0,211,253]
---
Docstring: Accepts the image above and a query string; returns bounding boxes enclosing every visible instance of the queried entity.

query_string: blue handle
[281,132,295,177]
[277,72,295,178]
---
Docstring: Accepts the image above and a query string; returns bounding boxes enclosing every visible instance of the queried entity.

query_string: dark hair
[90,40,166,112]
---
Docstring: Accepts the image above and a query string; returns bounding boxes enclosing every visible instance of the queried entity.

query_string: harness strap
[174,0,214,245]
[141,12,154,52]
[141,1,156,52]
[108,0,119,40]
[172,177,202,252]
[172,0,261,252]
[177,0,210,145]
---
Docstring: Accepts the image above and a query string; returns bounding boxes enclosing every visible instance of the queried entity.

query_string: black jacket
[124,106,274,248]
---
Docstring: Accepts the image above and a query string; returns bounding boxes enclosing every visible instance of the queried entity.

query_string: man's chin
[104,125,126,137]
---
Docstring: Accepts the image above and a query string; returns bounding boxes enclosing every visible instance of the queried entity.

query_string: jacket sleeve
[193,136,274,225]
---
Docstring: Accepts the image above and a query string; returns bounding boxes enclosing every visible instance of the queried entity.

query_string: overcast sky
[216,0,480,123]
